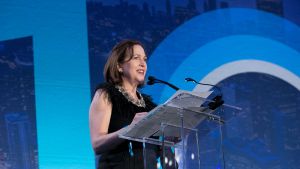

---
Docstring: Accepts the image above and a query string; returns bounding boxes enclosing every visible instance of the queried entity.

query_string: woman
[89,40,158,169]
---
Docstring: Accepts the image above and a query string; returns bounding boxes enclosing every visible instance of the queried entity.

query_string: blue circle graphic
[144,8,300,102]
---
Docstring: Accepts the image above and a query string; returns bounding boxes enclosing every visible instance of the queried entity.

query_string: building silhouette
[204,0,217,12]
[5,113,37,169]
[256,0,284,16]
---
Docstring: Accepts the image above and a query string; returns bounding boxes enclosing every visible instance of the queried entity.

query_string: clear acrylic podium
[119,90,241,169]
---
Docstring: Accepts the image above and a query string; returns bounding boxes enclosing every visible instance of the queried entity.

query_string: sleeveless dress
[95,83,158,169]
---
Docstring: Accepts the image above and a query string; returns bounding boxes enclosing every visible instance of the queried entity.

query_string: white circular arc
[193,59,300,92]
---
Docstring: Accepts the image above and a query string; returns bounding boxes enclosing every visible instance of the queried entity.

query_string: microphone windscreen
[148,76,155,81]
[185,77,194,82]
[147,81,154,85]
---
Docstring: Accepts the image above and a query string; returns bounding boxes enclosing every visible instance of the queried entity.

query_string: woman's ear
[117,64,123,73]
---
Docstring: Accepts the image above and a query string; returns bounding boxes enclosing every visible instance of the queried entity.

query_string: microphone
[147,76,179,91]
[184,77,223,96]
[185,77,222,93]
[147,76,156,85]
[185,77,224,110]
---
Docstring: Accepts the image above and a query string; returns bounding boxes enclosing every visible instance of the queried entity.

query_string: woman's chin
[137,79,145,85]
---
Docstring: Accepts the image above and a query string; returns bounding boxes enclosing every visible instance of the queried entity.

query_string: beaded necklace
[115,85,146,108]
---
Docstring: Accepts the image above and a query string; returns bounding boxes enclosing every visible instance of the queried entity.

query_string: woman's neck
[121,81,138,97]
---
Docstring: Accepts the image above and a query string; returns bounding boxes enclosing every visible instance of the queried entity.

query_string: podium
[119,90,241,169]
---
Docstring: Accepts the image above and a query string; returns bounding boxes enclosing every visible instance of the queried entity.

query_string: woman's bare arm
[89,89,125,154]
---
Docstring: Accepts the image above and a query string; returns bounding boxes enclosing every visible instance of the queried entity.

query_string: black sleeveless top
[95,83,178,169]
[95,83,157,154]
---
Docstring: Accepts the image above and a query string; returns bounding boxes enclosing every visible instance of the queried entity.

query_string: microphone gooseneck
[147,76,179,91]
[185,77,222,95]
[185,77,224,110]
[185,77,219,89]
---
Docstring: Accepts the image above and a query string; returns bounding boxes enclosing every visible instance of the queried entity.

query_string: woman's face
[120,44,147,86]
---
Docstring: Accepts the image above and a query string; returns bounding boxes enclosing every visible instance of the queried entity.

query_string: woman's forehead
[133,45,146,55]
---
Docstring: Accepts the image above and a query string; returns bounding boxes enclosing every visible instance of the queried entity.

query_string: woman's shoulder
[94,83,113,100]
[94,82,121,100]
[95,82,119,94]
[95,82,114,91]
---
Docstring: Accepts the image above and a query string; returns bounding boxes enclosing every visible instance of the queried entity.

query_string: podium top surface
[119,90,241,141]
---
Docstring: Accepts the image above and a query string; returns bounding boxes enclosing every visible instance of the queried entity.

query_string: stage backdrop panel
[87,0,300,169]
[0,0,92,169]
[0,36,37,169]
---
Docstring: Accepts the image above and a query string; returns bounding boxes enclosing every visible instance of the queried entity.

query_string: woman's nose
[139,59,146,67]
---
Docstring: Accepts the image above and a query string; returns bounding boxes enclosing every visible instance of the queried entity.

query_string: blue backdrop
[0,0,92,169]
